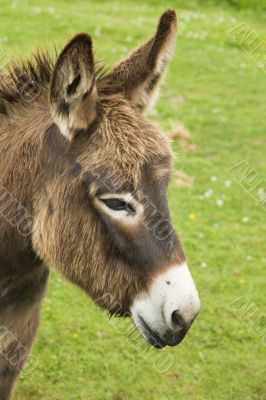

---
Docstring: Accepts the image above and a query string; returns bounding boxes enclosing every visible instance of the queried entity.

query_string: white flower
[95,26,101,37]
[216,199,224,207]
[258,188,265,202]
[242,216,249,223]
[246,255,252,261]
[204,189,213,198]
[201,262,207,268]
[210,176,217,182]
[47,7,55,14]
[225,180,232,187]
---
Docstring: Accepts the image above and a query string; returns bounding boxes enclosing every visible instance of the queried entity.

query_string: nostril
[171,310,186,330]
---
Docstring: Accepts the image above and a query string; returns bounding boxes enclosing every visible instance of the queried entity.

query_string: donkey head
[33,10,200,348]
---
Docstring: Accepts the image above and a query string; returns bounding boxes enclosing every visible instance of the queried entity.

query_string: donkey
[0,9,200,399]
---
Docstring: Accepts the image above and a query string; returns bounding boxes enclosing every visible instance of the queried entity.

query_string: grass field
[1,1,266,399]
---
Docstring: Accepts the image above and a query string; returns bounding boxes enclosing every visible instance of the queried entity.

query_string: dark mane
[0,51,54,114]
[0,48,121,117]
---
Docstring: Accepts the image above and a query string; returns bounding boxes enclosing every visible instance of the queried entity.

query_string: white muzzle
[130,263,200,348]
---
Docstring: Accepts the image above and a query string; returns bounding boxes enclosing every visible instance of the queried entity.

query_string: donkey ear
[49,33,97,140]
[107,9,177,111]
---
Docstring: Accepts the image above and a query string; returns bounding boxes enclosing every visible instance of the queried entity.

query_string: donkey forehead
[73,99,173,190]
[80,155,172,199]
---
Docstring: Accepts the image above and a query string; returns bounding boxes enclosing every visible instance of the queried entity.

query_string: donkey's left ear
[106,9,177,111]
[49,33,97,140]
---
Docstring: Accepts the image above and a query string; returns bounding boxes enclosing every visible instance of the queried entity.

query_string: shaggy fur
[0,9,184,399]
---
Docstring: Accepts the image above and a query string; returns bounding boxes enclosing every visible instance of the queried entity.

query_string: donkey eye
[101,198,135,213]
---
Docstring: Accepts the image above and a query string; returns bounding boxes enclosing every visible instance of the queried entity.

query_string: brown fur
[0,10,184,399]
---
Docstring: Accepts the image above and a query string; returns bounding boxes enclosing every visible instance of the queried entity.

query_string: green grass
[1,1,266,399]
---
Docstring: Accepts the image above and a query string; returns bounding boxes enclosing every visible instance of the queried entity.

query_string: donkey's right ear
[49,33,97,141]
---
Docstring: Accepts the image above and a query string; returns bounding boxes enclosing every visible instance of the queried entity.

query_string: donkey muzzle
[130,263,200,348]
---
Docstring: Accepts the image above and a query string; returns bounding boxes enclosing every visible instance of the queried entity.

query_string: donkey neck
[0,90,52,276]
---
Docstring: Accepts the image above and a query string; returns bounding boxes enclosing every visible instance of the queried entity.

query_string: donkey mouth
[137,316,167,349]
[135,315,187,349]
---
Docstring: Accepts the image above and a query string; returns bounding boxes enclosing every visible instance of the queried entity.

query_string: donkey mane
[0,50,112,117]
[0,52,52,110]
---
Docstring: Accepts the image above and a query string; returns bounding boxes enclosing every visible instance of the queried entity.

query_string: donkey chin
[130,263,200,348]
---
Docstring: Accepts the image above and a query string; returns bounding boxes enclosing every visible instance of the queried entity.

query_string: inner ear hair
[49,33,98,140]
[105,9,178,111]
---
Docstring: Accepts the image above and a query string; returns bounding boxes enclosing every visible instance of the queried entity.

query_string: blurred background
[1,1,265,399]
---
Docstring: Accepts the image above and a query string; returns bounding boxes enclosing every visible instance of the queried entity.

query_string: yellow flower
[188,212,196,220]
[239,278,245,285]
[72,332,80,338]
